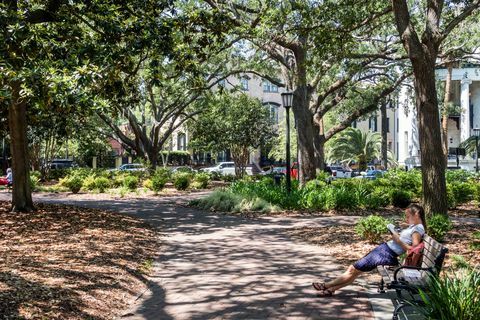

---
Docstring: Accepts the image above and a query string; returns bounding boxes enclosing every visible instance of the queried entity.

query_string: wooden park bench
[376,235,448,320]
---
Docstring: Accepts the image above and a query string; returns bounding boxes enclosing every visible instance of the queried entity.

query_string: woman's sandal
[312,282,327,291]
[316,289,335,297]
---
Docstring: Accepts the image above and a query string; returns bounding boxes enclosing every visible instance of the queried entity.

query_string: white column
[461,78,472,143]
[128,156,132,164]
[92,156,97,169]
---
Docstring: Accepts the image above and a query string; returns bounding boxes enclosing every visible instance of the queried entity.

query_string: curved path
[1,192,373,320]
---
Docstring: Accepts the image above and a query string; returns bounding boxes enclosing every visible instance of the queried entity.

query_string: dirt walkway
[1,192,372,319]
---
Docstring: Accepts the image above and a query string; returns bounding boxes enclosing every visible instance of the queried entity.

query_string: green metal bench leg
[392,302,406,320]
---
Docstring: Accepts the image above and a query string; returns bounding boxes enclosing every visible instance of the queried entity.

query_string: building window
[387,117,390,133]
[177,133,186,151]
[264,102,280,124]
[396,118,399,132]
[240,77,249,91]
[352,120,357,128]
[388,141,392,151]
[263,80,278,93]
[369,116,378,132]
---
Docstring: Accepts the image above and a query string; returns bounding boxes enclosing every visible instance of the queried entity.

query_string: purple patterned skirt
[353,243,399,272]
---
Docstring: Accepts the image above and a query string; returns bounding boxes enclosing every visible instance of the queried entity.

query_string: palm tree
[459,136,479,158]
[327,127,381,171]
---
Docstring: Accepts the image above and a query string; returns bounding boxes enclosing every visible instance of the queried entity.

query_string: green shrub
[94,177,110,193]
[190,191,243,212]
[427,214,453,242]
[123,176,139,191]
[192,172,210,189]
[446,184,458,209]
[362,187,390,209]
[355,215,390,243]
[448,182,475,206]
[83,175,97,191]
[142,179,153,190]
[30,174,40,191]
[446,169,472,183]
[173,172,190,190]
[415,270,480,320]
[390,189,412,208]
[64,176,83,194]
[151,174,167,192]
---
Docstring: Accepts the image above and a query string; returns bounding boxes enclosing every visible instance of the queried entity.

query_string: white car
[111,163,147,172]
[202,162,253,176]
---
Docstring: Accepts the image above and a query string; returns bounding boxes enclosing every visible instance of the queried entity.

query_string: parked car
[112,163,147,172]
[261,163,298,179]
[170,166,196,174]
[326,165,352,178]
[48,159,78,170]
[201,162,253,176]
[355,169,384,180]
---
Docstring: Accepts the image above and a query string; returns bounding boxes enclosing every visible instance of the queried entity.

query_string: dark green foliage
[64,176,83,194]
[151,175,167,192]
[123,176,139,191]
[193,172,210,189]
[355,215,390,243]
[230,178,301,209]
[94,177,110,193]
[173,173,190,190]
[448,182,475,207]
[415,270,480,320]
[427,214,453,242]
[389,189,412,208]
[190,191,242,212]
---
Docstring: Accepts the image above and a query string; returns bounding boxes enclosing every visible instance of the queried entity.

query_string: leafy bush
[64,176,83,194]
[94,177,110,193]
[190,191,243,212]
[362,187,390,209]
[390,189,412,208]
[30,174,40,191]
[427,214,453,242]
[173,172,190,190]
[230,178,301,209]
[142,179,153,190]
[382,169,422,196]
[448,182,475,206]
[123,176,139,191]
[446,169,472,183]
[355,215,390,243]
[151,174,167,192]
[415,270,480,320]
[83,175,97,191]
[193,172,210,189]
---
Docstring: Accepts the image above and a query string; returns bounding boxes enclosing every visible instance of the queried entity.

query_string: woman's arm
[391,231,422,252]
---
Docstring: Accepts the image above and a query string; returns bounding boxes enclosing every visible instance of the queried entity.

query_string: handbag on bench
[404,242,425,267]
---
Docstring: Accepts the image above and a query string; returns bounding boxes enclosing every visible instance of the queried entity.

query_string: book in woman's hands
[387,223,396,233]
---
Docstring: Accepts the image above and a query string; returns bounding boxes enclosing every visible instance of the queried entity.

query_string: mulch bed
[0,201,159,319]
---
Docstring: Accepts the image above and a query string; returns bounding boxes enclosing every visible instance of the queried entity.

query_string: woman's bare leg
[324,265,363,292]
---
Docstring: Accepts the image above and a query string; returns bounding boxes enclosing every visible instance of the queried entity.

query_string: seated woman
[6,168,13,187]
[312,203,426,297]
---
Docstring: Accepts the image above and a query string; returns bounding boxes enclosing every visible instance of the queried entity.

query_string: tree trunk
[392,0,448,216]
[313,126,326,171]
[414,67,448,215]
[442,62,453,159]
[292,85,316,184]
[381,100,388,169]
[8,80,34,212]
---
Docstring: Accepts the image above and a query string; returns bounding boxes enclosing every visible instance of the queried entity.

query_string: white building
[396,65,480,170]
